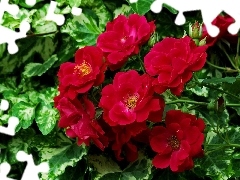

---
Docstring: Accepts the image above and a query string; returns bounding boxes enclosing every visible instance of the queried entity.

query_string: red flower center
[124,94,139,109]
[168,135,180,151]
[74,61,92,77]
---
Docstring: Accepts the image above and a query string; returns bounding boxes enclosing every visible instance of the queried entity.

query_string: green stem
[206,61,239,73]
[202,83,240,101]
[222,46,239,70]
[166,99,240,107]
[165,99,208,106]
[137,53,146,73]
[193,74,240,101]
[24,31,58,39]
[235,36,240,69]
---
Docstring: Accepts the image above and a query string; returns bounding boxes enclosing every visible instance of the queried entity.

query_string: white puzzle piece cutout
[130,0,240,37]
[16,151,49,180]
[0,99,19,136]
[0,162,16,180]
[45,1,65,26]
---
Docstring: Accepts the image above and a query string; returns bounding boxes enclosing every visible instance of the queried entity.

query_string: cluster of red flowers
[54,13,211,172]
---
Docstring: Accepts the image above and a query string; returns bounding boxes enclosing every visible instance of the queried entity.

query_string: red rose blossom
[57,46,106,100]
[201,14,238,47]
[97,14,155,70]
[150,110,205,172]
[56,96,108,150]
[144,36,208,96]
[99,70,165,126]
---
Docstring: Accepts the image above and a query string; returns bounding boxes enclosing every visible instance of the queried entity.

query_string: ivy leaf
[23,55,58,77]
[127,0,154,15]
[39,144,88,180]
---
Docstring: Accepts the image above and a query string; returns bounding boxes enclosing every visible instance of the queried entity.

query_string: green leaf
[35,102,59,135]
[61,10,102,48]
[39,144,88,180]
[23,55,58,77]
[11,101,36,129]
[98,155,152,180]
[162,4,178,14]
[113,4,132,18]
[197,109,229,127]
[0,36,57,76]
[202,77,237,84]
[0,44,6,59]
[7,128,36,164]
[194,128,238,179]
[127,0,154,15]
[88,154,121,178]
[57,159,87,180]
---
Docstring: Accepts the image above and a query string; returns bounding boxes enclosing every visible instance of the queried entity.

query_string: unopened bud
[189,21,203,39]
[148,32,158,47]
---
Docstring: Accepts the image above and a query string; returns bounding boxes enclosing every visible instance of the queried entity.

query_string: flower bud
[148,32,158,47]
[189,21,203,39]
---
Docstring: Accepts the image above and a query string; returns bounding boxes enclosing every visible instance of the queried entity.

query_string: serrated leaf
[23,55,58,77]
[127,0,154,15]
[11,101,36,129]
[39,144,88,180]
[35,102,59,135]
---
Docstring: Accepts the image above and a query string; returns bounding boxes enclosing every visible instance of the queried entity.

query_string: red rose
[57,46,106,100]
[201,15,238,47]
[97,14,155,70]
[99,70,165,126]
[150,110,205,172]
[144,36,208,96]
[56,96,108,150]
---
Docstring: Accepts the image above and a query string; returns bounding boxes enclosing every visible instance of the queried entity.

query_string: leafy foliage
[1,0,240,180]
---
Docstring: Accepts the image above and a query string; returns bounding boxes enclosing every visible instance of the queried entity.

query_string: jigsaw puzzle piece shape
[16,151,49,180]
[0,162,16,180]
[0,0,19,21]
[0,21,30,54]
